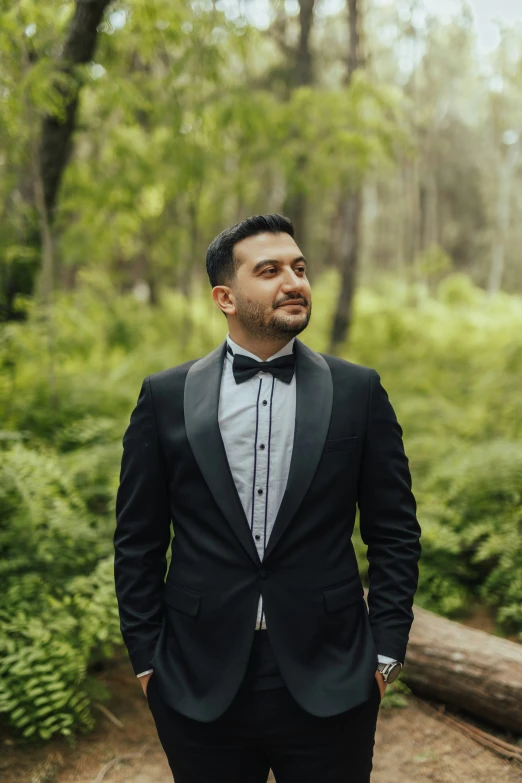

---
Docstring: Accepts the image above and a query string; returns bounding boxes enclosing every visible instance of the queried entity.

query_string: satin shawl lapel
[183,338,333,566]
[184,340,260,566]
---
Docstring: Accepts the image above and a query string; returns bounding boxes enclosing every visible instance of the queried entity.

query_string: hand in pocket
[375,670,387,702]
[141,673,154,697]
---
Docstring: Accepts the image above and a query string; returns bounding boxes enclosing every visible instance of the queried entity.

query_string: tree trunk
[40,0,112,223]
[3,1,111,319]
[295,0,315,87]
[329,192,362,350]
[328,0,364,353]
[282,0,316,246]
[346,0,362,79]
[383,599,522,735]
[19,23,57,403]
[488,141,518,295]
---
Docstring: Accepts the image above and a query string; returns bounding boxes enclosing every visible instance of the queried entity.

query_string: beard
[234,291,311,340]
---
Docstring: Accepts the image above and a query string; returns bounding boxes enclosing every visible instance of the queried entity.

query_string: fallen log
[376,597,522,735]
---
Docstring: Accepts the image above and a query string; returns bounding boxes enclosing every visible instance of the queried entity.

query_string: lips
[279,301,306,307]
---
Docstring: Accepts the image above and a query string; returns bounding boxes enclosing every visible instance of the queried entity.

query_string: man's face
[227,232,312,340]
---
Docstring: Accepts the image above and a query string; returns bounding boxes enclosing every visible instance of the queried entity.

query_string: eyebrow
[252,256,307,274]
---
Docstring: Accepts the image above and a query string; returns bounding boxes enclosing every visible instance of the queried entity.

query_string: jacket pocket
[323,576,363,613]
[323,436,359,454]
[164,581,201,617]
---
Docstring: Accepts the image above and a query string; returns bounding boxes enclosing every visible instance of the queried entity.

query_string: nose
[281,268,307,295]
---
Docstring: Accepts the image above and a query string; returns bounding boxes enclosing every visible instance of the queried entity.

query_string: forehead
[234,232,301,267]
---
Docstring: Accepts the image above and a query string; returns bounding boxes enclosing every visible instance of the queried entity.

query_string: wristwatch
[377,660,403,684]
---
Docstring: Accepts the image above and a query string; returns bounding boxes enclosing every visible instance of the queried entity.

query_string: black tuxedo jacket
[114,338,421,721]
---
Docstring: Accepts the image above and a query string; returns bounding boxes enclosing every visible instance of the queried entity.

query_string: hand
[140,673,153,697]
[375,669,388,701]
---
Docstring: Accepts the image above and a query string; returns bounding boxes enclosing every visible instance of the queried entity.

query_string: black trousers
[146,630,381,783]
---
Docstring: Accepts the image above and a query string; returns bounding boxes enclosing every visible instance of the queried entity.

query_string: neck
[227,329,294,361]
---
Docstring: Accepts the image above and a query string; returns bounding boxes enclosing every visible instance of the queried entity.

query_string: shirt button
[260,444,265,450]
[262,400,268,406]
[255,534,261,540]
[257,488,263,495]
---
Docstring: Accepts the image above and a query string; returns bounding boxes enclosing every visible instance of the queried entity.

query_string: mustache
[276,298,308,307]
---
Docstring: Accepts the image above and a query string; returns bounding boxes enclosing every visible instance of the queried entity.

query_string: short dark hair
[206,213,294,288]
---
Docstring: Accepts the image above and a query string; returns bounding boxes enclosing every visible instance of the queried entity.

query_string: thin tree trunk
[179,195,201,349]
[488,141,518,295]
[295,0,315,87]
[329,0,364,353]
[3,1,111,318]
[282,0,316,246]
[321,196,344,271]
[20,20,57,405]
[423,167,438,251]
[408,154,421,276]
[330,193,362,349]
[40,0,112,223]
[346,0,361,79]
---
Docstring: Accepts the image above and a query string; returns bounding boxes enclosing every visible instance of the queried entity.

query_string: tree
[329,0,365,352]
[282,0,317,248]
[1,0,112,319]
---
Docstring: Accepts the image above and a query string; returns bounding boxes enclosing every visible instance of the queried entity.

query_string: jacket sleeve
[114,376,171,675]
[357,369,422,664]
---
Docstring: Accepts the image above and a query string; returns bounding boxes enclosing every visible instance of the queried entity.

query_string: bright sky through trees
[237,0,522,53]
[413,0,522,51]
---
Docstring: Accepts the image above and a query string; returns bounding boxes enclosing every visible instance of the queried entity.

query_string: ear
[212,285,236,316]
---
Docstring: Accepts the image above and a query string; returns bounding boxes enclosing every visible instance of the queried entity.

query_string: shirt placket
[251,371,275,629]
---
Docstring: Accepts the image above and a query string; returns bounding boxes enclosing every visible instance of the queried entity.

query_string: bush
[1,270,521,741]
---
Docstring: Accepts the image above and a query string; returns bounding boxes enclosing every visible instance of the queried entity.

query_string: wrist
[377,660,402,684]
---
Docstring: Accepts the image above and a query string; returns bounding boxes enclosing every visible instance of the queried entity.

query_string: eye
[262,266,306,275]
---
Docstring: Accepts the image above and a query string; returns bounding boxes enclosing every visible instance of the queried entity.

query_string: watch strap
[377,660,403,683]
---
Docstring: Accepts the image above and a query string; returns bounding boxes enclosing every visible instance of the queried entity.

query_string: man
[114,213,421,783]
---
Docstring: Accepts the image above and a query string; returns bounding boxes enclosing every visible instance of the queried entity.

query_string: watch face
[386,663,401,684]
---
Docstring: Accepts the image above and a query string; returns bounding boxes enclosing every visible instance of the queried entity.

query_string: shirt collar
[226,333,296,363]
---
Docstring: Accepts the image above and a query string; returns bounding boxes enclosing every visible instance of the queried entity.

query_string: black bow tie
[227,344,296,385]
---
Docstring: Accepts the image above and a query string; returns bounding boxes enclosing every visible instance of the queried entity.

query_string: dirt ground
[1,650,521,783]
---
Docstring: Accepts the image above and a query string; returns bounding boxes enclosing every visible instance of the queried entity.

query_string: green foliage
[340,272,522,635]
[0,270,222,742]
[1,0,521,744]
[1,270,521,742]
[0,556,120,742]
[0,0,406,312]
[0,438,122,742]
[420,441,522,630]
